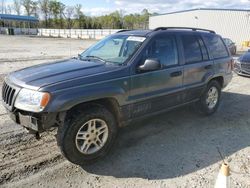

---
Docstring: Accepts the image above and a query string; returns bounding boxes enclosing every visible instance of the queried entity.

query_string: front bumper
[234,69,250,77]
[6,108,60,133]
[2,79,65,133]
[234,63,250,77]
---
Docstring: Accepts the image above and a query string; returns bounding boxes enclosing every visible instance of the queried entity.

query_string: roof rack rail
[153,27,216,33]
[116,29,131,33]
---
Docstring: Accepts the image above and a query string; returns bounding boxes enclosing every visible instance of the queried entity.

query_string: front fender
[44,84,128,112]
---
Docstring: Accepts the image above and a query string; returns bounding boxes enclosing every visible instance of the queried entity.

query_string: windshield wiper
[81,55,106,63]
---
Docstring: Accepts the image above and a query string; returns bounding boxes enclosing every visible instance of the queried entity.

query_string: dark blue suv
[2,27,233,165]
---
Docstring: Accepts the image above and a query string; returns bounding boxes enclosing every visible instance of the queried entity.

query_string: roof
[151,8,250,17]
[115,30,152,36]
[115,28,217,37]
[0,14,39,22]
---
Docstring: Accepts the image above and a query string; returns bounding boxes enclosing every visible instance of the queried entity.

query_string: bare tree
[1,0,5,14]
[65,6,74,29]
[39,0,49,27]
[32,1,38,17]
[13,0,22,15]
[74,4,84,28]
[21,0,35,16]
[58,2,65,28]
[74,4,83,19]
[6,4,12,14]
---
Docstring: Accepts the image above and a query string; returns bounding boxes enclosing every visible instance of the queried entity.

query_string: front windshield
[80,35,146,65]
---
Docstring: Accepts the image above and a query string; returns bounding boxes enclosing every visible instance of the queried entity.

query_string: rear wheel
[57,105,117,165]
[196,80,221,115]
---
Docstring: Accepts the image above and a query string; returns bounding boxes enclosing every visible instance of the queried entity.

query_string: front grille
[241,63,250,73]
[2,81,16,107]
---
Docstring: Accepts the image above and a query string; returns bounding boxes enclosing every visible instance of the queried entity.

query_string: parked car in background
[234,49,250,76]
[223,38,237,55]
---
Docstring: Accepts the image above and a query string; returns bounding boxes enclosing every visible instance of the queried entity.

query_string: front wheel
[196,80,221,115]
[57,105,117,166]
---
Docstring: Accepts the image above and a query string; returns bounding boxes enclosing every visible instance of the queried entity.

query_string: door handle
[204,65,212,69]
[170,71,182,77]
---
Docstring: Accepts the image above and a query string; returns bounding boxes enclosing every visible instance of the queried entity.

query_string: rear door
[202,34,232,76]
[180,33,214,102]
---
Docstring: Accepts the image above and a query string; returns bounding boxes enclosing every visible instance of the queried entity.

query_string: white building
[149,8,250,47]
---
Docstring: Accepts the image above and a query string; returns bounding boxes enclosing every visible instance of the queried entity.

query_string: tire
[57,105,117,166]
[196,80,221,115]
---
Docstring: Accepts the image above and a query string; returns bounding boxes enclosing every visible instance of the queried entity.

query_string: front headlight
[15,88,51,112]
[235,59,240,64]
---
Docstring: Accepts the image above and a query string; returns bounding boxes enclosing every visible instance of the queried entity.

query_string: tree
[49,0,60,19]
[21,0,36,16]
[124,14,135,29]
[48,0,65,28]
[74,4,83,19]
[65,6,74,29]
[1,0,5,14]
[74,4,84,28]
[140,9,150,29]
[58,2,65,28]
[6,4,12,14]
[32,1,39,17]
[13,0,22,15]
[8,1,152,30]
[39,0,49,27]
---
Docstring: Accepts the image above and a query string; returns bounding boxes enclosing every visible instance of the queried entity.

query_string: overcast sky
[3,0,250,16]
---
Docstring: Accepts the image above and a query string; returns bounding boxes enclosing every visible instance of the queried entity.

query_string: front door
[129,33,184,118]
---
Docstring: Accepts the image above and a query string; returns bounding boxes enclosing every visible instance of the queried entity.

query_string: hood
[239,51,250,63]
[8,58,121,90]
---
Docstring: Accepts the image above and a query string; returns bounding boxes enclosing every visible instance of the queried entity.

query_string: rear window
[203,35,229,59]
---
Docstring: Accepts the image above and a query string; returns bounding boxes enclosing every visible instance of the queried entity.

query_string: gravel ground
[0,35,250,188]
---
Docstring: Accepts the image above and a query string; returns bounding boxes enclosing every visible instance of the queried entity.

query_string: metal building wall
[149,9,250,47]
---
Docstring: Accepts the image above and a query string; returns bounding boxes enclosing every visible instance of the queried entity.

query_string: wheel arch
[209,76,224,88]
[65,97,123,127]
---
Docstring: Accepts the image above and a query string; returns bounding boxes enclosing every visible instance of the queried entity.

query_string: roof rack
[153,27,216,33]
[116,29,132,33]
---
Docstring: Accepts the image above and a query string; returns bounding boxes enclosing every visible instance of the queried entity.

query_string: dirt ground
[0,35,250,188]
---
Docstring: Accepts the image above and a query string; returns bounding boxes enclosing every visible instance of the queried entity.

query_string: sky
[63,0,250,16]
[3,0,250,16]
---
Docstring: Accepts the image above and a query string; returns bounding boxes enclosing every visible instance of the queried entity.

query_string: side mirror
[138,59,161,72]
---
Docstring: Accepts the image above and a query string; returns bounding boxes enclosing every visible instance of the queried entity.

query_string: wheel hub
[75,119,109,155]
[206,86,219,109]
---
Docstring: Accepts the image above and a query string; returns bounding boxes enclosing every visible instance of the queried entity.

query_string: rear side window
[203,35,229,59]
[198,37,209,61]
[181,35,203,64]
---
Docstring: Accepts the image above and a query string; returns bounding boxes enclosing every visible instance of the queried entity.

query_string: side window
[198,37,209,61]
[144,35,178,67]
[203,35,229,59]
[181,35,203,64]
